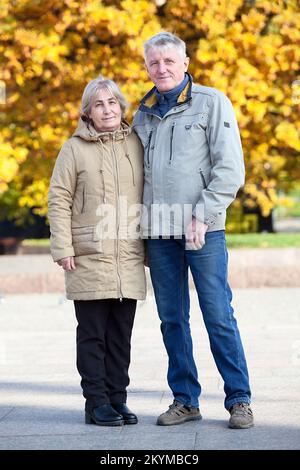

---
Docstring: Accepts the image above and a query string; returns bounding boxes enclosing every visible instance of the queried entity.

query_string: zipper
[112,138,123,300]
[199,168,207,189]
[97,142,107,203]
[81,184,86,213]
[100,170,107,203]
[169,123,175,165]
[146,130,153,167]
[126,154,135,186]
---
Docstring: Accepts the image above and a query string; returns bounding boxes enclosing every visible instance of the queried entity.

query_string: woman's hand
[57,256,76,271]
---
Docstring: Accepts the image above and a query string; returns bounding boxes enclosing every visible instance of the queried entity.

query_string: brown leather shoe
[157,400,202,426]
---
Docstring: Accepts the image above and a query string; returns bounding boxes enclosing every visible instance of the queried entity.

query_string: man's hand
[57,256,76,271]
[185,217,208,250]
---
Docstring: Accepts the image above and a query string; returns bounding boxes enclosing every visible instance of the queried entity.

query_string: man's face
[145,47,189,92]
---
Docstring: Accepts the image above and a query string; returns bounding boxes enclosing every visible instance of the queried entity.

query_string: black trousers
[74,298,136,412]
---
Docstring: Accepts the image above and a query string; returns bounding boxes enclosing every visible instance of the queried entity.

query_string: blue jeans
[147,231,251,410]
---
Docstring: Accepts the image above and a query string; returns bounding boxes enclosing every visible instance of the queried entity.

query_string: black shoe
[111,403,138,425]
[85,404,124,426]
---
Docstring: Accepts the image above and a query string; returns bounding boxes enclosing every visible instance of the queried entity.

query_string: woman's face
[89,87,122,132]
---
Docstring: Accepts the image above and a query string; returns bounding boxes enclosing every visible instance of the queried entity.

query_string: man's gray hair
[144,32,186,61]
[81,76,128,117]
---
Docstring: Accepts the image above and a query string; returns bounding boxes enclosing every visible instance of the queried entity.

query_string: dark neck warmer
[153,73,189,118]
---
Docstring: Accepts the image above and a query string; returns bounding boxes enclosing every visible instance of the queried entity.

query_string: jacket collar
[139,73,193,114]
[73,118,131,142]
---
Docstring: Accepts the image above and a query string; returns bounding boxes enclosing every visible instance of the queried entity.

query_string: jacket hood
[72,117,131,142]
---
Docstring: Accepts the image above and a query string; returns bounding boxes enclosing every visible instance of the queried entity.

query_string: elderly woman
[48,77,146,426]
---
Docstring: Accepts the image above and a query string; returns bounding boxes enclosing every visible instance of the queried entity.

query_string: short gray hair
[144,32,186,61]
[81,76,128,117]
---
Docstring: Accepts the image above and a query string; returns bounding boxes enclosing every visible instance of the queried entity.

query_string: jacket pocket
[134,127,154,169]
[168,123,175,165]
[169,114,209,167]
[125,154,135,186]
[71,212,102,256]
[81,184,86,213]
[199,168,208,189]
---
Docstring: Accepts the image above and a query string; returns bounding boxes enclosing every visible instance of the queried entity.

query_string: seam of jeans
[224,248,241,370]
[180,256,194,406]
[224,247,251,409]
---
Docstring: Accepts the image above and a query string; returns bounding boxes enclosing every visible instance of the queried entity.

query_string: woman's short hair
[144,32,187,61]
[81,76,128,118]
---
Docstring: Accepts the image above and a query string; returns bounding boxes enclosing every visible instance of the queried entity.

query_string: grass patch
[226,233,300,248]
[22,234,300,249]
[22,239,50,247]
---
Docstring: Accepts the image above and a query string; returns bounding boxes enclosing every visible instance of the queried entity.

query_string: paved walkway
[0,288,299,450]
[275,217,300,232]
[1,249,300,295]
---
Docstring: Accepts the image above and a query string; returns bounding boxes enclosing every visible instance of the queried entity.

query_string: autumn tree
[0,0,160,222]
[0,0,299,228]
[158,0,300,218]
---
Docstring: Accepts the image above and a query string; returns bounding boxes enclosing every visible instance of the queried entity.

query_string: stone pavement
[1,249,300,295]
[0,288,299,450]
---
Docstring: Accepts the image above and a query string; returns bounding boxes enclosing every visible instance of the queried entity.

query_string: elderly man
[133,32,253,429]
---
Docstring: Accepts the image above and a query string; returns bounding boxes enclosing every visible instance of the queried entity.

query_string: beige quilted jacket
[48,118,146,301]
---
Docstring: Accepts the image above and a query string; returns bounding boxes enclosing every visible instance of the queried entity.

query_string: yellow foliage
[0,0,299,221]
[0,138,28,193]
[275,122,300,152]
[19,179,49,216]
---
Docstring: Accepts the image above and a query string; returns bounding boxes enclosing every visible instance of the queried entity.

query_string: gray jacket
[133,77,245,236]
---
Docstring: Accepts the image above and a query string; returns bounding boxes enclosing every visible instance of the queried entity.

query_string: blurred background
[0,0,299,256]
[1,3,300,451]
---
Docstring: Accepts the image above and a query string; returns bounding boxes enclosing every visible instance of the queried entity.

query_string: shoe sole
[229,422,254,429]
[124,418,138,425]
[157,415,202,426]
[85,413,124,426]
